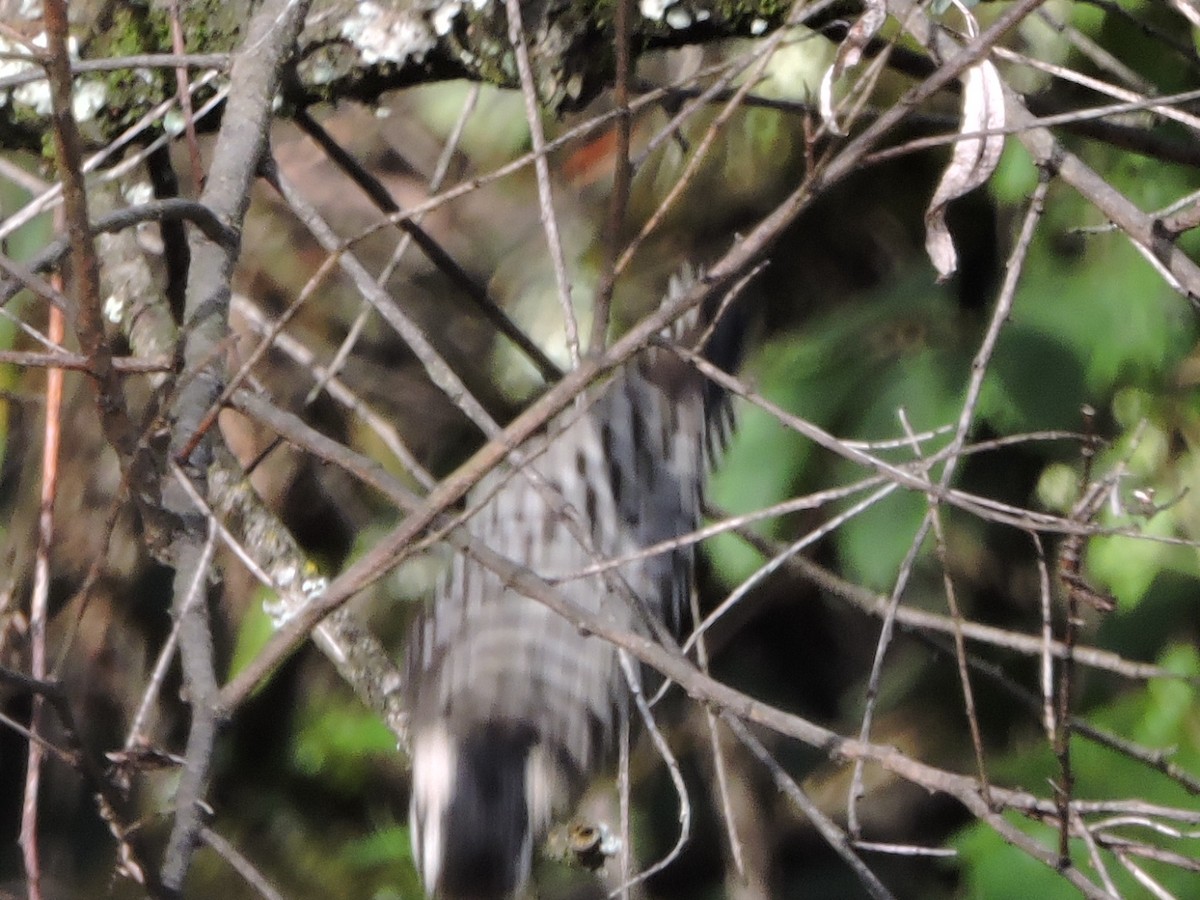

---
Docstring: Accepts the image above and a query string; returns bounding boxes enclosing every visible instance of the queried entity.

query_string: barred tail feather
[411,723,570,899]
[405,262,748,898]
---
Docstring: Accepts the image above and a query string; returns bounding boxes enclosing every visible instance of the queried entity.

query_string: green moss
[79,0,246,136]
[179,0,248,54]
[85,1,173,129]
[96,1,171,57]
[2,100,50,150]
[712,0,790,28]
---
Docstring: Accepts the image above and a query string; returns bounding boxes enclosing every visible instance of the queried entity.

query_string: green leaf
[226,584,279,684]
[954,645,1199,897]
[709,277,970,588]
[291,689,397,793]
[1088,514,1186,609]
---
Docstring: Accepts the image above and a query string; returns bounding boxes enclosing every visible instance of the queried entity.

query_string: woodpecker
[405,268,738,899]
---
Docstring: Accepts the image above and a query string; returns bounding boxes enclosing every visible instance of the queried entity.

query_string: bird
[404,266,740,899]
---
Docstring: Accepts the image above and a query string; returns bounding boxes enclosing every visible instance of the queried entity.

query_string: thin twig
[617,706,632,900]
[19,273,65,900]
[0,72,226,241]
[615,29,786,277]
[503,0,580,367]
[1076,811,1121,896]
[1034,6,1152,92]
[723,715,896,900]
[720,519,1179,682]
[0,349,172,372]
[262,161,503,441]
[590,0,634,354]
[1032,533,1055,742]
[1116,852,1176,900]
[198,828,287,900]
[290,108,561,384]
[873,171,1051,817]
[853,841,956,858]
[686,482,899,659]
[167,0,204,192]
[680,348,1139,538]
[305,84,486,404]
[0,52,228,92]
[962,164,1053,748]
[161,0,312,888]
[123,514,218,762]
[185,247,343,455]
[1054,408,1098,867]
[847,505,932,839]
[910,625,1200,807]
[900,408,991,802]
[232,294,435,489]
[0,196,236,305]
[610,649,690,896]
[689,579,746,883]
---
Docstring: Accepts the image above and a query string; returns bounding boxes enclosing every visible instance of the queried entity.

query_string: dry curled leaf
[818,0,887,135]
[924,2,1006,280]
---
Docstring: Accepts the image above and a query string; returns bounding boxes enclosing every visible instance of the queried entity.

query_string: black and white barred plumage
[405,269,738,899]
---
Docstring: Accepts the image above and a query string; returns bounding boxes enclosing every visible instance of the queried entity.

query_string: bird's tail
[410,722,575,898]
[407,264,749,898]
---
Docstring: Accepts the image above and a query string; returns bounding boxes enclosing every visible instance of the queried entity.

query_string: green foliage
[232,661,419,897]
[226,586,278,684]
[213,813,419,900]
[711,155,1198,593]
[709,274,973,588]
[952,645,1200,897]
[703,283,945,588]
[291,690,397,794]
[1089,494,1195,611]
[334,824,422,900]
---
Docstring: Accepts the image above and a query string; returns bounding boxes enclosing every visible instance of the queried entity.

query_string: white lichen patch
[11,80,51,115]
[164,109,186,136]
[307,59,339,85]
[341,0,436,65]
[73,80,107,121]
[103,293,126,324]
[665,6,692,29]
[641,0,701,29]
[638,0,671,22]
[262,595,292,627]
[1,33,41,109]
[97,231,155,328]
[275,564,299,590]
[300,572,328,601]
[431,0,462,36]
[122,181,155,205]
[2,32,102,119]
[262,561,328,628]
